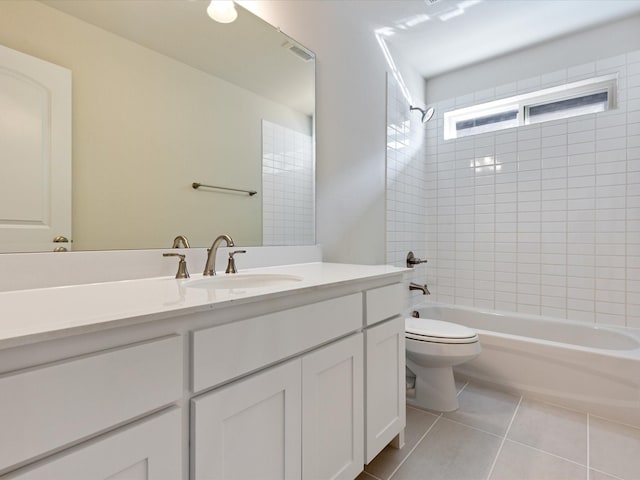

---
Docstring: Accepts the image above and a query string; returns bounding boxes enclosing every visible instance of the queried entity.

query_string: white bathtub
[412,303,640,427]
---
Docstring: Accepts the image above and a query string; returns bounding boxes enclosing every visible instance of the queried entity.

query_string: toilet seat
[405,318,479,344]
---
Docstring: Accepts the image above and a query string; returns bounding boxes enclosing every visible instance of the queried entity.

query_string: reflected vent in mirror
[283,41,313,62]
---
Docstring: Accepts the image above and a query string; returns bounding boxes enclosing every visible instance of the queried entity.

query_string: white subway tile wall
[385,75,429,308]
[262,120,315,246]
[423,51,640,328]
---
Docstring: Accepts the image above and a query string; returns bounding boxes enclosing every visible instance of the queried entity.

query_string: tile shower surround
[262,120,314,246]
[386,50,640,327]
[386,74,429,308]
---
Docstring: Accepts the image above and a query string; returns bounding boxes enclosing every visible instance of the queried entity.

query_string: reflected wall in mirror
[0,0,315,252]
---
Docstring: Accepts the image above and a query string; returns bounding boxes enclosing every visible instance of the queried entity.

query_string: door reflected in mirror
[0,0,315,253]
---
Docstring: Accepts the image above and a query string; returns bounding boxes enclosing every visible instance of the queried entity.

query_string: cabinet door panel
[0,335,183,472]
[365,316,405,463]
[192,360,302,480]
[302,334,363,480]
[106,460,148,480]
[5,408,182,480]
[192,293,362,392]
[365,284,404,326]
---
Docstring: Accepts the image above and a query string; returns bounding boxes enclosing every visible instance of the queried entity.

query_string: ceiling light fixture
[207,0,238,24]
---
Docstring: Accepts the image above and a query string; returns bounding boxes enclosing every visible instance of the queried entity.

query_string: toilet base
[406,360,459,412]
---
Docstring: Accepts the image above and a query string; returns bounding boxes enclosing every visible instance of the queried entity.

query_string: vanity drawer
[365,283,405,326]
[192,293,362,392]
[0,335,183,472]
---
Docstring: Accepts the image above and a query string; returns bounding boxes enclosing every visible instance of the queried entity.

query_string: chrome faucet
[409,282,430,295]
[203,234,234,276]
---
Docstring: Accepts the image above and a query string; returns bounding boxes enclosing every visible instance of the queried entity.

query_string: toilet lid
[405,317,478,342]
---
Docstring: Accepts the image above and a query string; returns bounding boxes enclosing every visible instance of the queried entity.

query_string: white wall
[423,16,640,328]
[240,1,390,264]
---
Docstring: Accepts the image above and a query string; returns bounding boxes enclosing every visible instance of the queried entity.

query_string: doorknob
[53,236,69,243]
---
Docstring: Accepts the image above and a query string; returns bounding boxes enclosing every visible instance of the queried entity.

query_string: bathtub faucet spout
[409,282,430,295]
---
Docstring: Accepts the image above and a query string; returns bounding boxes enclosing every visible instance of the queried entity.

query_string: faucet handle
[171,235,190,248]
[225,250,246,274]
[163,253,190,279]
[406,251,428,268]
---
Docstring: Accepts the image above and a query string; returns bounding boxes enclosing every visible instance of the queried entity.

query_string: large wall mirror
[0,0,315,253]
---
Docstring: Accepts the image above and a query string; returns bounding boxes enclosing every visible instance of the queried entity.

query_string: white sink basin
[184,273,303,290]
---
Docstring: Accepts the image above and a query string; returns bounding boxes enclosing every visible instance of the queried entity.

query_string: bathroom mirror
[0,0,315,252]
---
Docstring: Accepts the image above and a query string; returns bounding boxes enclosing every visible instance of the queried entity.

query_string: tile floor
[358,379,640,480]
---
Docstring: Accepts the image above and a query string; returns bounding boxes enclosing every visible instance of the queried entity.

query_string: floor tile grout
[457,381,470,396]
[406,404,439,418]
[589,467,626,480]
[507,438,591,468]
[441,413,595,471]
[374,381,638,480]
[360,471,382,480]
[485,395,523,480]
[528,396,593,417]
[437,416,505,440]
[387,413,443,480]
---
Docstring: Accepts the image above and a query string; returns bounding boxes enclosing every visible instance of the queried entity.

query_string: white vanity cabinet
[192,360,303,480]
[189,279,405,479]
[6,409,182,480]
[364,284,406,463]
[302,333,364,480]
[192,333,364,480]
[0,263,405,480]
[190,293,365,480]
[0,335,184,479]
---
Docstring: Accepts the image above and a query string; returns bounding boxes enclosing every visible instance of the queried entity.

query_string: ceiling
[351,0,640,78]
[41,0,315,115]
[39,0,640,96]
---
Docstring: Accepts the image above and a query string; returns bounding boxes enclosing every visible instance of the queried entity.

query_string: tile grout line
[506,438,589,469]
[360,470,383,480]
[456,381,470,396]
[387,413,443,480]
[589,467,626,480]
[438,416,506,440]
[485,395,523,480]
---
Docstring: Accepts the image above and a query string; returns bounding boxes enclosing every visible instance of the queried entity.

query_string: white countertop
[0,262,405,349]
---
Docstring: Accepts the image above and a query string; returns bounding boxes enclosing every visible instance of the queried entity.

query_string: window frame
[443,73,617,140]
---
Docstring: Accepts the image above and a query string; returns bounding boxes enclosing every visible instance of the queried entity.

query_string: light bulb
[207,0,238,23]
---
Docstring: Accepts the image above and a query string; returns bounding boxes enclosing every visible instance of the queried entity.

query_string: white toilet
[405,317,481,412]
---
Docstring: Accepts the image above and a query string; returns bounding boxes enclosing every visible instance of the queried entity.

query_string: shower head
[410,105,435,124]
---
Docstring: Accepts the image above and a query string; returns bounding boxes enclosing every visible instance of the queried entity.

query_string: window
[443,74,617,140]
